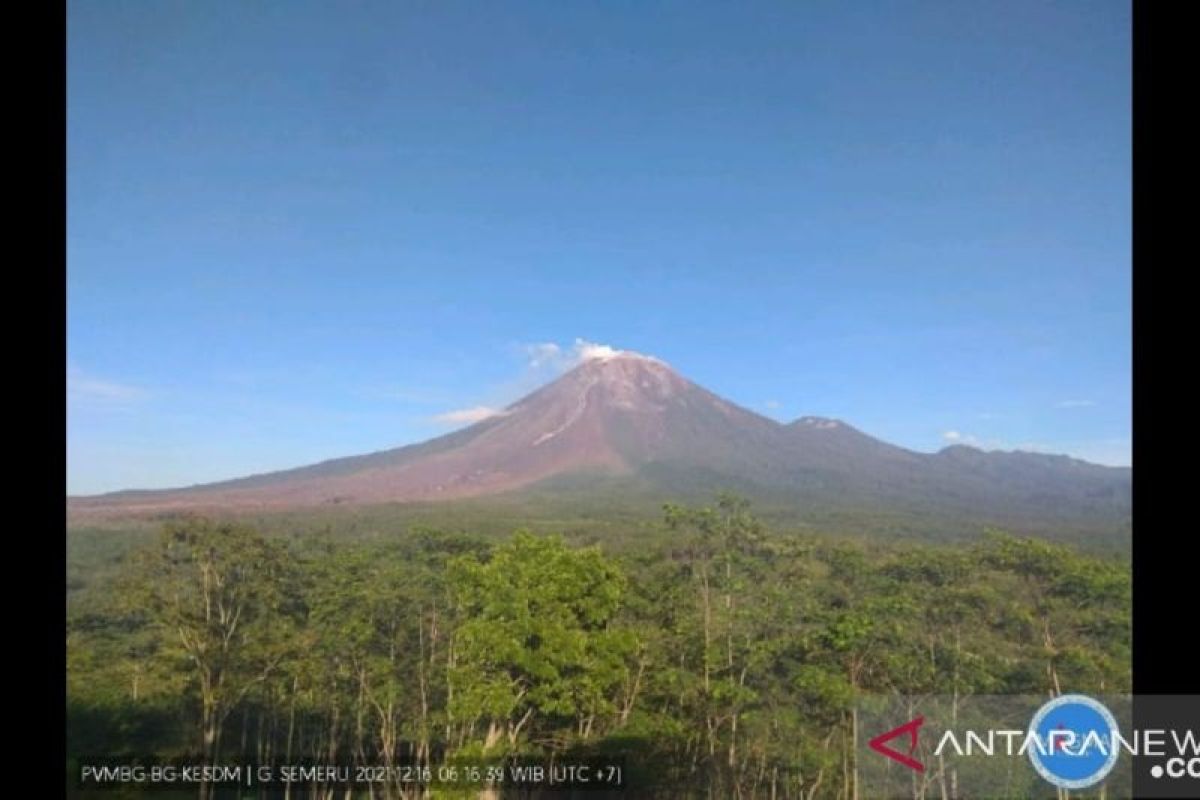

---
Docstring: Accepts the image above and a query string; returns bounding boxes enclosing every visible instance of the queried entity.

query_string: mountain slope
[68,352,1131,534]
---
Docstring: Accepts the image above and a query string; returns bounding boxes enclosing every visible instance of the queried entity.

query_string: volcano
[68,350,1131,535]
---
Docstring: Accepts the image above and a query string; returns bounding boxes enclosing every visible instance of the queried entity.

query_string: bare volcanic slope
[70,352,788,516]
[69,351,1131,530]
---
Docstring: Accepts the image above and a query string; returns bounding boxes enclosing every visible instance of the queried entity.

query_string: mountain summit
[69,353,1130,537]
[73,352,782,512]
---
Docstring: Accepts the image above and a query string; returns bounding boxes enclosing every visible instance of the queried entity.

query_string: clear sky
[67,0,1131,494]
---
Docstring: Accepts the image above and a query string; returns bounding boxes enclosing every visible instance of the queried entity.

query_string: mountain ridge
[68,352,1130,534]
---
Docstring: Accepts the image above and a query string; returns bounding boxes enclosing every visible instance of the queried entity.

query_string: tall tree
[446,531,631,756]
[118,518,301,799]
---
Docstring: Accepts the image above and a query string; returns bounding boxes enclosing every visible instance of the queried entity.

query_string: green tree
[446,531,632,755]
[117,518,300,799]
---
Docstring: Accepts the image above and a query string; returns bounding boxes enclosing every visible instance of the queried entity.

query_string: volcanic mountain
[69,351,1131,537]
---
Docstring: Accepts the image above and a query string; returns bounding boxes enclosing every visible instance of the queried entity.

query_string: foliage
[67,497,1131,798]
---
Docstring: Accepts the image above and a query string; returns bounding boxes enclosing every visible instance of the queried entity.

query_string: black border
[1129,0,1188,694]
[38,0,68,791]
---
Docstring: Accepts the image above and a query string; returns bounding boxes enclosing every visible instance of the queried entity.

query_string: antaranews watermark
[857,694,1200,799]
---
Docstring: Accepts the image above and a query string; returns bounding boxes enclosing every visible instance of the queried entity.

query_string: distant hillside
[68,351,1130,542]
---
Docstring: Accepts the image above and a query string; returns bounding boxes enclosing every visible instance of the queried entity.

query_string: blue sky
[68,0,1131,494]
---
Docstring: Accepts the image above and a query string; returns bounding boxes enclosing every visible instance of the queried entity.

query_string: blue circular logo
[1027,694,1120,790]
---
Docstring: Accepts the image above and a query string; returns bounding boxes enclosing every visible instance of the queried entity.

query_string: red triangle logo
[868,715,925,772]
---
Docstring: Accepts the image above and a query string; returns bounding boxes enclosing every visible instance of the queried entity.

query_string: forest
[66,494,1131,799]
